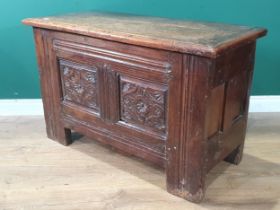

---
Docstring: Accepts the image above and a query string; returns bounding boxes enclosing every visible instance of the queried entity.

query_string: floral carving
[60,60,99,112]
[120,79,166,134]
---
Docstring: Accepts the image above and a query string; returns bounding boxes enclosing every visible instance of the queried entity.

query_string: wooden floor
[0,113,279,210]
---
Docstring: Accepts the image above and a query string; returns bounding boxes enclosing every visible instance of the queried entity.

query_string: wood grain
[33,29,72,146]
[0,114,279,210]
[26,15,266,202]
[22,12,267,58]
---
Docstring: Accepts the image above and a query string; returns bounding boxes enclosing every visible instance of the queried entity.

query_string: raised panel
[59,60,99,113]
[223,71,248,131]
[206,84,225,138]
[120,77,167,135]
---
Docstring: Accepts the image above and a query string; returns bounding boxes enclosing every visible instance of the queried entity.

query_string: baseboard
[0,96,279,116]
[0,99,43,116]
[248,96,280,112]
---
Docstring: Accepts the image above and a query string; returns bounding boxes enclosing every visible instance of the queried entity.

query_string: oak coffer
[22,12,267,202]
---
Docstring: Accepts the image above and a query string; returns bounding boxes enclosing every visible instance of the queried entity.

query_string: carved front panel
[59,60,99,113]
[120,77,167,135]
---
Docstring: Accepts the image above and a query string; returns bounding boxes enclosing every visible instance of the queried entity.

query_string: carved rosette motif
[120,79,166,134]
[60,60,99,112]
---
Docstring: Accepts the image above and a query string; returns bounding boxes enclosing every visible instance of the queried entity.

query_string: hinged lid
[22,12,267,58]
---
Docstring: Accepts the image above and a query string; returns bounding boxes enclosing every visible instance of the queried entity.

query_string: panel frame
[38,28,183,167]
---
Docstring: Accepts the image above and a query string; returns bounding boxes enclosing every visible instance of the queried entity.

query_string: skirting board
[0,96,279,116]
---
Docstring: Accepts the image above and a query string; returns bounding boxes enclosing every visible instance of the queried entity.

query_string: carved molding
[53,39,172,74]
[59,60,99,112]
[120,78,167,134]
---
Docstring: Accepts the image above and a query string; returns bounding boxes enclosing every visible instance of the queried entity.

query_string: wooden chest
[23,13,267,202]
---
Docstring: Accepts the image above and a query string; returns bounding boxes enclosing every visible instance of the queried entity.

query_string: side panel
[206,42,256,170]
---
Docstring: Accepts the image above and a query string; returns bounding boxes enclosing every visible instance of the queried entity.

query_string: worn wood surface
[33,29,183,169]
[23,15,267,202]
[31,27,262,202]
[0,113,279,210]
[22,12,267,57]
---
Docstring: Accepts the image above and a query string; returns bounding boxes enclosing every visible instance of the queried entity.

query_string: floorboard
[0,113,279,210]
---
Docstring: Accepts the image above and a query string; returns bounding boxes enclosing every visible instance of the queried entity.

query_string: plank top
[22,12,267,58]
